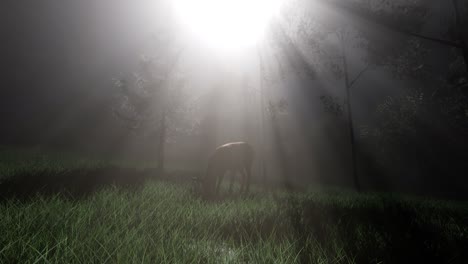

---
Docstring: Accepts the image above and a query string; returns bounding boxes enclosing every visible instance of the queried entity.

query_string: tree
[112,32,189,175]
[323,0,467,83]
[279,0,377,191]
[322,0,468,195]
[274,0,468,191]
[245,45,293,189]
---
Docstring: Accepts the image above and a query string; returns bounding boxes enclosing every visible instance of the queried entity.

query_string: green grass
[0,146,158,178]
[1,180,467,263]
[0,148,467,263]
[0,183,293,263]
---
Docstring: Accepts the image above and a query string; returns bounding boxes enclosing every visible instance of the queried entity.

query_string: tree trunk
[270,111,293,190]
[340,31,361,191]
[258,48,268,190]
[452,0,468,77]
[157,112,166,176]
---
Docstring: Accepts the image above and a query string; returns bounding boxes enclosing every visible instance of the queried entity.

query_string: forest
[1,0,468,263]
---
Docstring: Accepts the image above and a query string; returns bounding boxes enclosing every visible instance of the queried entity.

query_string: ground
[0,149,467,263]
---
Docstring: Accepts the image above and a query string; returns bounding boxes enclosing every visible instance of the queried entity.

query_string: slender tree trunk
[452,0,468,76]
[258,48,268,190]
[242,75,250,143]
[461,44,468,77]
[270,110,293,190]
[157,111,167,176]
[156,46,185,177]
[340,31,361,191]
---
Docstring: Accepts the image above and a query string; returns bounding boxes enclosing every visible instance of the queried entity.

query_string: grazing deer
[202,142,254,196]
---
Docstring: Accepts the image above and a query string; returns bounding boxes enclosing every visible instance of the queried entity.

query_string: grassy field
[0,149,467,263]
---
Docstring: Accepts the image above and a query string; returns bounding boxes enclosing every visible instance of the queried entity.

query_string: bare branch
[349,64,371,89]
[402,30,463,49]
[323,0,464,49]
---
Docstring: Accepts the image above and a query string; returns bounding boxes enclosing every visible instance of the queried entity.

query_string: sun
[172,0,283,51]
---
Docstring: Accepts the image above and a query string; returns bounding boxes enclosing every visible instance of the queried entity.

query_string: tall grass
[0,147,467,263]
[1,180,467,263]
[0,147,158,179]
[1,183,301,263]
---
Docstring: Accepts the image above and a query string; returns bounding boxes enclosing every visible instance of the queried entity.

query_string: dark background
[1,0,468,199]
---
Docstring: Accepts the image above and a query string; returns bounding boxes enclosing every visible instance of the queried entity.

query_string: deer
[200,142,254,196]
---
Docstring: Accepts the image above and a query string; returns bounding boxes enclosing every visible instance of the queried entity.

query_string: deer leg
[244,165,251,193]
[228,171,235,194]
[216,171,224,195]
[237,168,245,194]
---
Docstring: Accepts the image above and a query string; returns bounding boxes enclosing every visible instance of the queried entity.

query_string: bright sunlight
[172,0,283,51]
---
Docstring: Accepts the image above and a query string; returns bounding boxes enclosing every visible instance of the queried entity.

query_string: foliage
[363,90,425,147]
[361,81,468,184]
[112,34,196,142]
[320,95,344,116]
[384,38,430,79]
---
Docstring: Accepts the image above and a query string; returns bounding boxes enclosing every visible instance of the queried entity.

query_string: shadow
[281,193,468,264]
[193,190,258,204]
[0,168,158,201]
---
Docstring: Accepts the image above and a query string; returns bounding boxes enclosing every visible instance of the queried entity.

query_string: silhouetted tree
[276,0,468,192]
[326,0,468,196]
[281,1,377,191]
[112,33,191,175]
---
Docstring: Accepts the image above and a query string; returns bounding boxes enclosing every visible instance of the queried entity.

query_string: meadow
[0,148,467,263]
